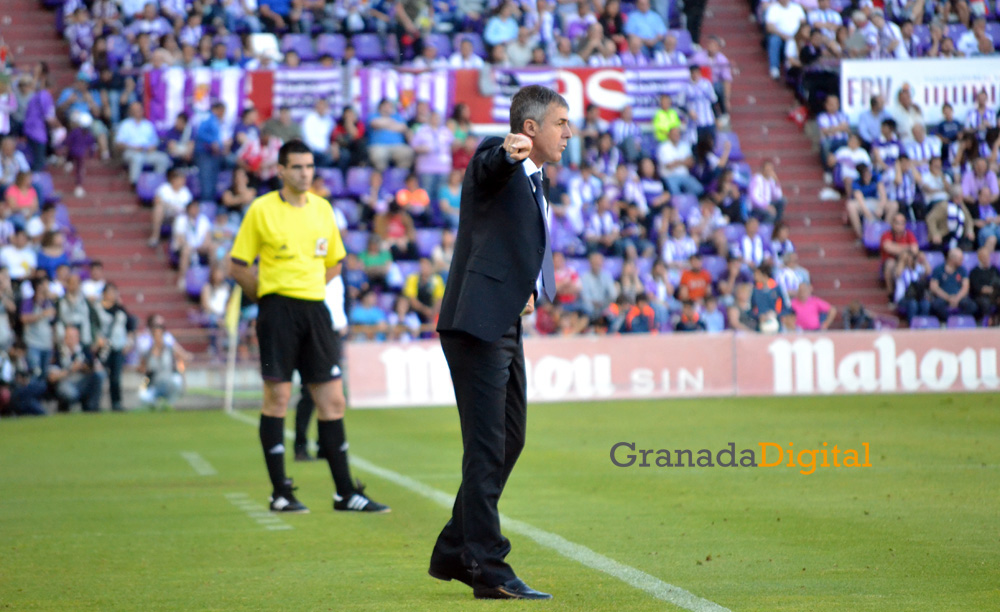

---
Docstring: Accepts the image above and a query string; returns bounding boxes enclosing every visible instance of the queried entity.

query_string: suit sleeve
[468,140,522,194]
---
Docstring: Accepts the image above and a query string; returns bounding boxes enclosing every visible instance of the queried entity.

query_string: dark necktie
[530,171,556,302]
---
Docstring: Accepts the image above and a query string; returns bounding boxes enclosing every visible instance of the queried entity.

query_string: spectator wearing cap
[929,247,978,321]
[114,101,170,186]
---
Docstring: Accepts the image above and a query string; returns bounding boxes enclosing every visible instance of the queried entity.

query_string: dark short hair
[277,139,313,166]
[509,85,568,134]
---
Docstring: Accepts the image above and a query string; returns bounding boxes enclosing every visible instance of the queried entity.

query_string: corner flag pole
[223,285,242,414]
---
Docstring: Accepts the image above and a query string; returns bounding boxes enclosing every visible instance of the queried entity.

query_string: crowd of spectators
[755,0,1000,327]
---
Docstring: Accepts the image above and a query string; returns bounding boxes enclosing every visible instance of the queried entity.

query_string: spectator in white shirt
[831,133,872,195]
[506,27,537,67]
[550,37,586,67]
[748,159,786,223]
[411,45,450,69]
[765,0,807,78]
[958,16,995,57]
[171,200,212,290]
[301,98,335,167]
[657,127,704,196]
[903,122,942,173]
[891,86,924,141]
[0,228,36,280]
[149,168,192,247]
[114,101,170,185]
[589,39,624,66]
[449,38,486,68]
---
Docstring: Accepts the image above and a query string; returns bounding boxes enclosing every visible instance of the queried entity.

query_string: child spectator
[675,300,706,332]
[148,168,192,247]
[65,111,96,198]
[702,295,726,331]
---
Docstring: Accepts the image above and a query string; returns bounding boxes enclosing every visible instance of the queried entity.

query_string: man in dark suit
[428,85,571,600]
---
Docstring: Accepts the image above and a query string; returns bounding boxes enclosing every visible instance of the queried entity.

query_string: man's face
[979,249,990,267]
[0,138,13,156]
[668,127,681,143]
[66,275,81,294]
[637,0,649,11]
[65,326,80,348]
[129,102,144,120]
[524,103,572,165]
[461,40,473,58]
[279,152,315,194]
[891,214,906,233]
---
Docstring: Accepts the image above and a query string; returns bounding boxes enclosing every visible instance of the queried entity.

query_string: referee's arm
[325,261,343,283]
[230,257,258,301]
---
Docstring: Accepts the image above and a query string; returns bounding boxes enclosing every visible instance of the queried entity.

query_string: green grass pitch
[2,394,999,611]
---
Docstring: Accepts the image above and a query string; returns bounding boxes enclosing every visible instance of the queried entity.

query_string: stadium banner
[346,329,1000,408]
[345,333,735,408]
[145,66,688,132]
[839,57,1000,125]
[452,67,688,125]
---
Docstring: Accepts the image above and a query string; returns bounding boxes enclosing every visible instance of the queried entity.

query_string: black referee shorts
[257,294,342,385]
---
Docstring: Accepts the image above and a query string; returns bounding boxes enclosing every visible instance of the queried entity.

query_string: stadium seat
[672,194,698,219]
[925,251,945,271]
[343,230,370,254]
[376,291,397,313]
[636,257,653,277]
[333,198,361,227]
[220,34,242,60]
[605,256,624,279]
[863,221,889,252]
[383,167,410,195]
[315,34,347,59]
[396,260,421,279]
[911,222,929,249]
[715,132,744,162]
[199,201,218,219]
[947,315,977,329]
[723,224,745,243]
[909,315,940,329]
[281,34,318,62]
[668,29,693,55]
[426,33,453,58]
[136,172,167,204]
[54,204,73,232]
[987,23,1000,50]
[702,255,727,280]
[962,252,979,272]
[185,266,211,300]
[345,167,373,198]
[913,25,931,49]
[318,167,345,197]
[351,34,386,63]
[415,228,443,257]
[31,172,59,204]
[186,171,201,200]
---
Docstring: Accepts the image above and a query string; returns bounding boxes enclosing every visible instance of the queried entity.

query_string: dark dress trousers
[432,136,548,588]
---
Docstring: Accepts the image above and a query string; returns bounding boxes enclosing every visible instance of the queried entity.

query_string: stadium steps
[5,2,213,354]
[705,0,890,318]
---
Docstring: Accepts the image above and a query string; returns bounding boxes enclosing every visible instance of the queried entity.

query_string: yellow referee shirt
[230,191,347,301]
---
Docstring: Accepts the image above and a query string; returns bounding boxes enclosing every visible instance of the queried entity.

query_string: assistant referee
[230,139,389,514]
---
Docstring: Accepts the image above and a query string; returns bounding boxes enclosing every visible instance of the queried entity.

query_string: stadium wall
[346,329,1000,407]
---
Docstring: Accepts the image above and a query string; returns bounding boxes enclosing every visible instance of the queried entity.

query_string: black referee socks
[259,415,287,493]
[317,419,354,498]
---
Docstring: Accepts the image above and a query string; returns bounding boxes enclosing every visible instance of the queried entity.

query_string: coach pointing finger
[428,85,572,601]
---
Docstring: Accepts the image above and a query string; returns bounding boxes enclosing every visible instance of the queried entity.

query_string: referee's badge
[314,237,329,257]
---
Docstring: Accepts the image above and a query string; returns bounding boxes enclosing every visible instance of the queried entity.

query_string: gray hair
[509,85,568,134]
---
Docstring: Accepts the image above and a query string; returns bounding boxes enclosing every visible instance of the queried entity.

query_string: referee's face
[278,152,316,195]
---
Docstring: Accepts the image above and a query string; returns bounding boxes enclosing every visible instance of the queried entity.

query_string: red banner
[345,329,1000,408]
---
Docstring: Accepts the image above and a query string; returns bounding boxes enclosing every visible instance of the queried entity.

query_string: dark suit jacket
[437,136,547,343]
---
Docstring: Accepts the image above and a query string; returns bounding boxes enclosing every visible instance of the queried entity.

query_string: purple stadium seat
[343,230,370,254]
[220,34,242,60]
[376,291,397,313]
[199,201,218,219]
[185,266,211,300]
[383,167,410,195]
[31,172,58,204]
[911,222,929,248]
[333,198,361,227]
[396,260,421,279]
[281,34,317,62]
[215,171,233,197]
[668,29,693,55]
[962,252,979,272]
[672,194,698,219]
[946,24,967,44]
[715,132,744,162]
[318,168,345,196]
[702,255,727,280]
[863,221,889,252]
[987,23,1000,50]
[992,252,1000,268]
[345,167,373,198]
[925,251,945,271]
[723,224,746,243]
[351,34,386,63]
[315,34,347,59]
[731,162,752,189]
[454,33,487,58]
[909,315,940,329]
[947,315,977,329]
[136,172,167,203]
[426,33,453,59]
[54,204,73,231]
[186,172,201,200]
[873,315,899,330]
[416,228,443,257]
[913,25,931,49]
[566,257,590,277]
[106,35,129,66]
[605,256,624,279]
[636,257,653,277]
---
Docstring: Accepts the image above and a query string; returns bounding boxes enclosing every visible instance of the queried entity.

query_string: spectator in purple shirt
[410,111,454,205]
[22,70,61,171]
[961,158,999,209]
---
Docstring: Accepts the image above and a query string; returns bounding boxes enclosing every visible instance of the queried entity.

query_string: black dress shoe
[474,578,553,600]
[428,564,475,588]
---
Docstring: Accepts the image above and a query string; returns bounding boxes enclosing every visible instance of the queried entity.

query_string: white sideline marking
[224,492,293,531]
[227,410,730,611]
[180,451,218,476]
